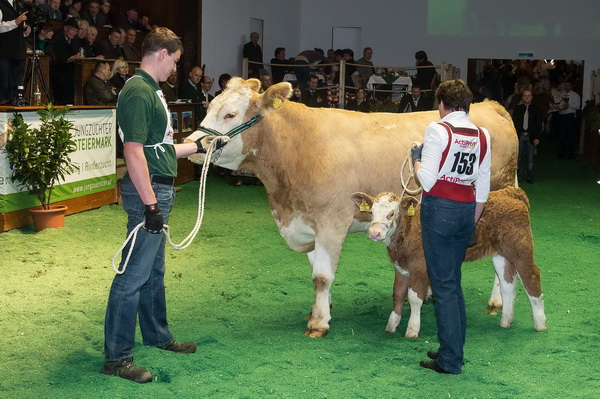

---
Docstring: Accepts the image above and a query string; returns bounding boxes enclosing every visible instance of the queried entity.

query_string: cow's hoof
[304,328,329,338]
[499,320,512,328]
[405,331,419,338]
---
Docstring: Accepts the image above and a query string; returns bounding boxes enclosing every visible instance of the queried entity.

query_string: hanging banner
[0,108,117,213]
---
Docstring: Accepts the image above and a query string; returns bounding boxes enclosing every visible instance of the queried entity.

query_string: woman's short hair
[435,79,473,113]
[110,57,128,78]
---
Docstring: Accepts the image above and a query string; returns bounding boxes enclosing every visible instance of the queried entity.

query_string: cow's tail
[503,186,530,210]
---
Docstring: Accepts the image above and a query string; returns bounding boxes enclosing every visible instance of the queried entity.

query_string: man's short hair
[94,61,109,73]
[415,50,428,61]
[274,47,285,57]
[108,27,121,36]
[141,27,183,57]
[435,79,473,113]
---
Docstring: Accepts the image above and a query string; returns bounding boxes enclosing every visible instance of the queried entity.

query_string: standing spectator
[159,69,178,102]
[108,56,130,95]
[413,50,437,91]
[80,0,106,27]
[47,0,64,20]
[98,27,123,59]
[122,27,140,61]
[215,72,231,97]
[270,47,288,83]
[412,79,491,374]
[84,60,116,105]
[397,84,433,113]
[341,48,357,89]
[243,31,262,78]
[45,17,81,104]
[556,80,581,159]
[100,0,113,26]
[512,90,542,183]
[293,49,327,89]
[198,75,214,122]
[103,27,224,384]
[259,73,272,92]
[301,75,326,108]
[0,2,30,103]
[355,47,374,86]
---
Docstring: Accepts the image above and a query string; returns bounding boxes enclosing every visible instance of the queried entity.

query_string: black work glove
[195,134,229,153]
[144,203,164,233]
[411,144,423,164]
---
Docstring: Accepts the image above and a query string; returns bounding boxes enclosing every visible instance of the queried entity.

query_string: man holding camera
[0,1,30,104]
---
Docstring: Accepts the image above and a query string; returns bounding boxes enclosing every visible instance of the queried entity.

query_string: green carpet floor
[1,138,599,398]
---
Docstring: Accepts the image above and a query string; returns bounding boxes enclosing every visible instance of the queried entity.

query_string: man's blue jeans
[420,195,475,374]
[104,174,175,361]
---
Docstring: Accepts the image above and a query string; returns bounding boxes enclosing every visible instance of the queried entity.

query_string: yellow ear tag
[273,98,283,109]
[359,199,371,212]
[407,203,415,217]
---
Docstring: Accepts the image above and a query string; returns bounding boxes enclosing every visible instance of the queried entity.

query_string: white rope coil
[400,141,423,198]
[111,143,216,274]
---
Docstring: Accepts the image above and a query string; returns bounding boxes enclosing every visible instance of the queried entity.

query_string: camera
[22,2,49,30]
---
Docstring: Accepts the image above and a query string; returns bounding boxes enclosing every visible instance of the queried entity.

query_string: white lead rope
[400,141,423,198]
[111,143,216,274]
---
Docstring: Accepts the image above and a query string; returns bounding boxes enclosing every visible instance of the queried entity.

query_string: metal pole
[339,60,346,108]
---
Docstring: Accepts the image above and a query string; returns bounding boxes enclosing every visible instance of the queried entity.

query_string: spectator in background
[512,89,542,183]
[0,3,30,104]
[179,66,202,102]
[109,57,130,95]
[84,25,102,57]
[355,47,374,87]
[293,49,327,89]
[85,60,116,105]
[114,7,140,30]
[66,0,83,20]
[270,47,288,83]
[301,75,326,108]
[259,73,272,92]
[243,32,262,78]
[45,17,81,104]
[397,84,433,113]
[199,75,214,121]
[81,0,106,27]
[556,80,581,159]
[345,87,370,112]
[160,70,179,102]
[326,48,335,63]
[341,48,357,90]
[289,82,302,102]
[122,27,140,61]
[26,22,54,53]
[75,19,89,50]
[139,15,152,33]
[215,73,231,97]
[47,0,64,21]
[98,27,123,59]
[100,1,113,26]
[413,50,437,91]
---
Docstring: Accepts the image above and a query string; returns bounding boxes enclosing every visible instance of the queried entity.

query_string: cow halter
[195,114,263,140]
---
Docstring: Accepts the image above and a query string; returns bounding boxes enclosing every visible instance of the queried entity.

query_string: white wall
[202,0,600,100]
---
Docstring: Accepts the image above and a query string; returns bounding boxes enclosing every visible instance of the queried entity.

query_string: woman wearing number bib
[412,79,491,374]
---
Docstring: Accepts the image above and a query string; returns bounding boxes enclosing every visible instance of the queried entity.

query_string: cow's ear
[351,192,374,212]
[400,196,420,216]
[245,78,261,92]
[259,82,293,112]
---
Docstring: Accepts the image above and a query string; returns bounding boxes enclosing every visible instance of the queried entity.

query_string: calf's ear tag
[359,199,371,212]
[407,204,415,216]
[273,98,283,109]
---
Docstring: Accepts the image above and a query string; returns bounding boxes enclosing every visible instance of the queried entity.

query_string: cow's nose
[369,230,381,241]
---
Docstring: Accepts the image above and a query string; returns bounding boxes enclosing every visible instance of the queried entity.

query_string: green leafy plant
[4,104,79,210]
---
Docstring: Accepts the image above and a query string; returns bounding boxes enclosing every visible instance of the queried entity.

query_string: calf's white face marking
[368,193,401,245]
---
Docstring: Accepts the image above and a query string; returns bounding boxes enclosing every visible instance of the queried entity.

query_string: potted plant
[4,104,79,231]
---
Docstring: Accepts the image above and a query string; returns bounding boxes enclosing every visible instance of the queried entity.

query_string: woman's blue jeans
[104,174,175,361]
[420,195,475,374]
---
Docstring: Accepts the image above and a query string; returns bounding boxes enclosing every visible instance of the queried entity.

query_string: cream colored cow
[187,78,518,337]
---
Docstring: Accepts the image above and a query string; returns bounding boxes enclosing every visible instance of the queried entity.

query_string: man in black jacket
[512,90,543,183]
[242,32,262,78]
[45,17,81,104]
[0,0,30,103]
[397,84,433,113]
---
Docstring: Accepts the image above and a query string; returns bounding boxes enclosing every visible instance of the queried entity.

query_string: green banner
[0,175,115,213]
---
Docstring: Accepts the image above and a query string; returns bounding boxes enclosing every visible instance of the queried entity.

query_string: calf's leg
[386,268,408,333]
[491,254,517,328]
[486,274,503,314]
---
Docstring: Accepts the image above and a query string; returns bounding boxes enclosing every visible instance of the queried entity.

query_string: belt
[150,174,175,186]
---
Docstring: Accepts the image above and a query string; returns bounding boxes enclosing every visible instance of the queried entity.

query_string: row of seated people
[37,18,142,104]
[31,0,153,32]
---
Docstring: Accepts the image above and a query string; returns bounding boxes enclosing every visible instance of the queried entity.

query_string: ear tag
[273,98,283,109]
[359,199,371,212]
[407,204,415,217]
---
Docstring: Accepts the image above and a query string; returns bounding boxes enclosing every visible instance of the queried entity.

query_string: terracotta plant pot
[29,205,68,232]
